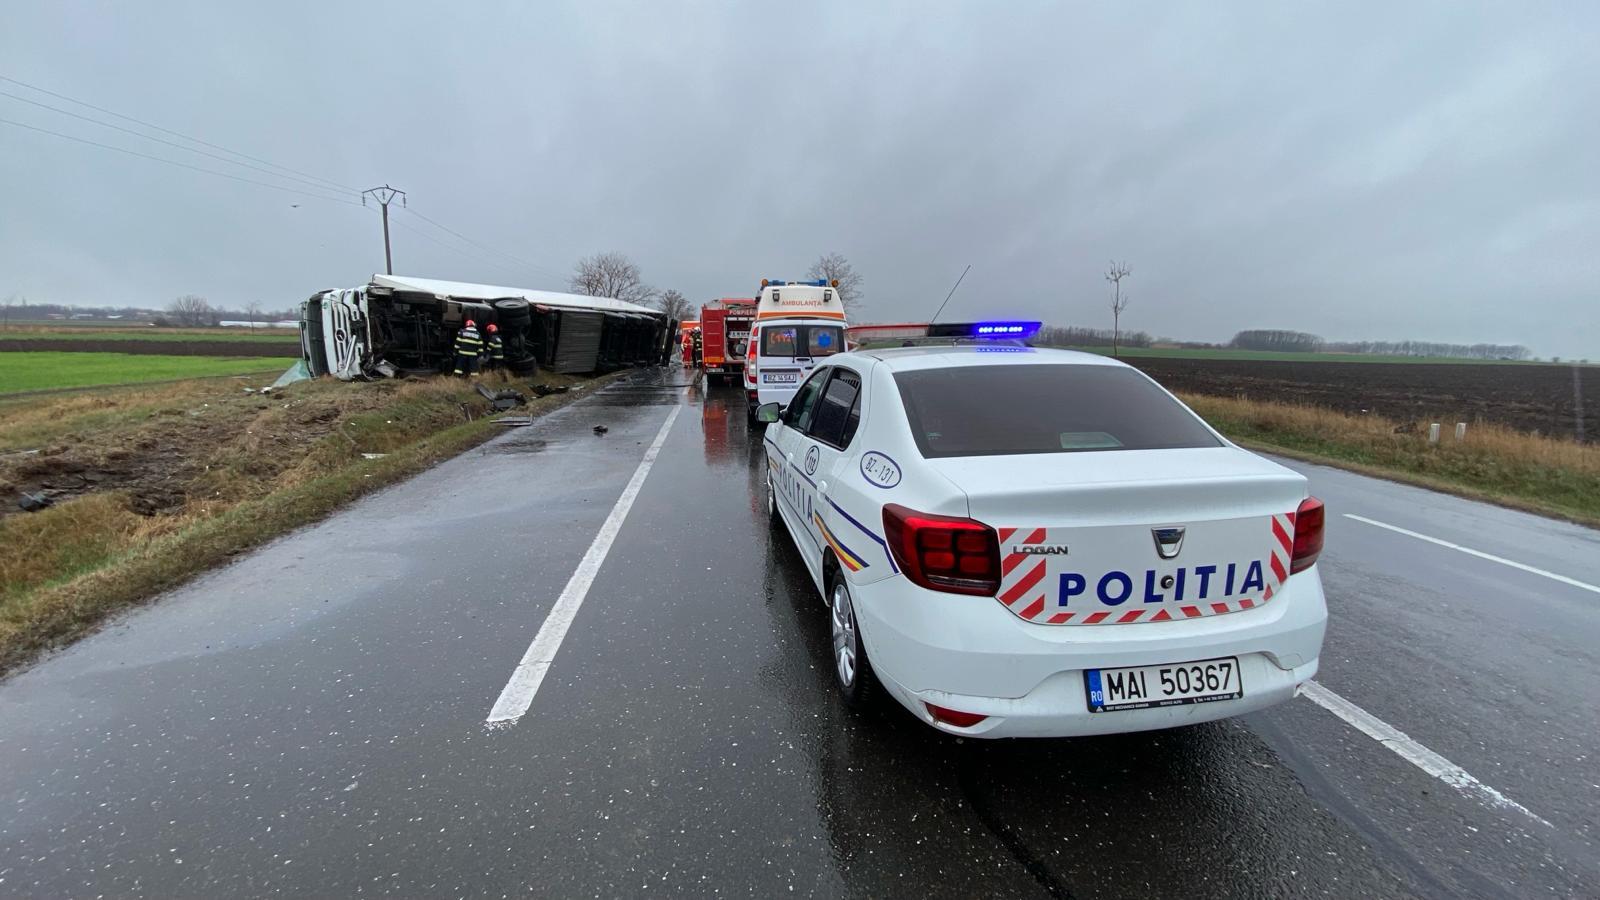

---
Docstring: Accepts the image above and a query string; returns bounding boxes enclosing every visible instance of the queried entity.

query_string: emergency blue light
[927,321,1042,339]
[975,322,1040,338]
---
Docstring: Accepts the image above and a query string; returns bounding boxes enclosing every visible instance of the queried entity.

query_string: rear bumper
[855,565,1327,738]
[756,385,800,408]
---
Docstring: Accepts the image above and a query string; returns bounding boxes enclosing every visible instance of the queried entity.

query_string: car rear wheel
[829,569,878,707]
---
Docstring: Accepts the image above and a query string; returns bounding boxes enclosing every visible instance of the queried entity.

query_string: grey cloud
[2,1,1595,357]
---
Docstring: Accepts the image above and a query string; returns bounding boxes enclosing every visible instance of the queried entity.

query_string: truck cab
[699,298,756,384]
[742,279,848,420]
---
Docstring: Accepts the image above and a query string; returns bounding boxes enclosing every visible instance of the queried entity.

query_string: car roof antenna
[929,264,972,324]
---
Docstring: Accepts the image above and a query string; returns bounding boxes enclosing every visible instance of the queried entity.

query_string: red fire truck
[698,297,756,384]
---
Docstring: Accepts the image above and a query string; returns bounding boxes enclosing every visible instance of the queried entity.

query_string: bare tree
[1104,261,1132,357]
[245,300,263,331]
[569,252,656,305]
[655,289,693,323]
[805,252,864,316]
[1,292,25,330]
[168,294,214,327]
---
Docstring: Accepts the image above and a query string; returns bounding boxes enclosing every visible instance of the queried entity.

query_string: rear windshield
[893,363,1221,458]
[761,324,844,358]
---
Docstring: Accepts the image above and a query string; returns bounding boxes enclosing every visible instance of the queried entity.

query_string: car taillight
[926,703,987,728]
[882,503,1001,596]
[1291,497,1324,573]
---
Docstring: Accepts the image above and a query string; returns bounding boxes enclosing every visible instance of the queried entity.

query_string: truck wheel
[829,568,878,708]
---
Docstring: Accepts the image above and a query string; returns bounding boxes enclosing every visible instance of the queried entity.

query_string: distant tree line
[1037,325,1152,349]
[1321,339,1532,360]
[0,296,296,326]
[1229,330,1325,352]
[1227,330,1530,360]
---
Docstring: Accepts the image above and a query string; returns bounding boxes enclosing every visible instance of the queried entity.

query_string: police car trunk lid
[930,447,1305,626]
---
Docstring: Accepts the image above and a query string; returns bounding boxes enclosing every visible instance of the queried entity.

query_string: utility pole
[361,185,406,274]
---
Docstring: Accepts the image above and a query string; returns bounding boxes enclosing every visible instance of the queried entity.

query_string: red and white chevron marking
[995,513,1298,625]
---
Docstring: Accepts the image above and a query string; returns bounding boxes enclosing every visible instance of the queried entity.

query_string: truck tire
[495,298,532,323]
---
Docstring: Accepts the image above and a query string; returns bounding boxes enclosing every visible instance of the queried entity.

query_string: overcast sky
[3,2,1596,356]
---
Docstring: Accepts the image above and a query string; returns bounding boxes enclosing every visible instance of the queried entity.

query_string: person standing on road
[484,323,505,372]
[453,319,484,376]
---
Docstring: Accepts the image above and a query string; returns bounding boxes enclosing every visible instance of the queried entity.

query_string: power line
[0,72,359,194]
[386,215,542,282]
[400,207,565,280]
[0,89,360,198]
[0,116,363,206]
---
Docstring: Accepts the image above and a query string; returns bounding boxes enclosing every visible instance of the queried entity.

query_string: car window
[762,327,798,356]
[783,366,829,431]
[807,368,861,448]
[762,324,843,358]
[841,388,862,446]
[893,363,1222,458]
[806,325,844,357]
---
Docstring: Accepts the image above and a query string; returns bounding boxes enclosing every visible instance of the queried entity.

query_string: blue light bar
[926,321,1042,339]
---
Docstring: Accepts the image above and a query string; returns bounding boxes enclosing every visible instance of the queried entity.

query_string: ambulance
[742,278,848,421]
[756,321,1327,737]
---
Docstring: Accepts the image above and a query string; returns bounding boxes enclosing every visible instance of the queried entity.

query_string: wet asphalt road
[2,368,1597,898]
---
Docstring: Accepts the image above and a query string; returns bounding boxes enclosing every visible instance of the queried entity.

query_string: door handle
[786,451,794,462]
[818,481,828,494]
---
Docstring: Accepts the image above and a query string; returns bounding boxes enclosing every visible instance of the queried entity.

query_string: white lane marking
[1300,681,1551,827]
[486,404,681,727]
[1344,514,1600,596]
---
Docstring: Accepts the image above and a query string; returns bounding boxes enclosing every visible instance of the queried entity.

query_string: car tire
[766,474,781,525]
[829,568,878,708]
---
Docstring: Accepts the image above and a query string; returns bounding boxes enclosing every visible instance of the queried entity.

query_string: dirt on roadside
[0,372,582,524]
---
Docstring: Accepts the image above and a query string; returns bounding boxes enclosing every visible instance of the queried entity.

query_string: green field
[1048,345,1560,365]
[2,324,299,343]
[0,352,289,394]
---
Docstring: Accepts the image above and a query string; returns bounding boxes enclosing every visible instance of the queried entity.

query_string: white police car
[757,322,1327,737]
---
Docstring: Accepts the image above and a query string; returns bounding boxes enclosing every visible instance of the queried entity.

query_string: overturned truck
[300,274,675,380]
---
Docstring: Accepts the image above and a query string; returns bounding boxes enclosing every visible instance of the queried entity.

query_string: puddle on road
[485,438,554,455]
[589,387,683,407]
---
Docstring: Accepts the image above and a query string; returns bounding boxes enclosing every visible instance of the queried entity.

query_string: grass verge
[1183,393,1600,527]
[0,351,287,393]
[0,371,624,676]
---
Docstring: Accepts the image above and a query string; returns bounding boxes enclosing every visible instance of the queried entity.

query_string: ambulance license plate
[764,371,799,384]
[1085,657,1241,712]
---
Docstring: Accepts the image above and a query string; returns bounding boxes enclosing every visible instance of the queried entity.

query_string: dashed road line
[1301,681,1551,827]
[486,403,681,727]
[1344,514,1600,596]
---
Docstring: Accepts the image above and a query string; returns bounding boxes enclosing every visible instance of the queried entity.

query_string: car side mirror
[757,402,782,423]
